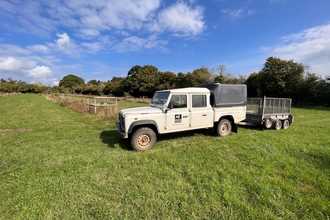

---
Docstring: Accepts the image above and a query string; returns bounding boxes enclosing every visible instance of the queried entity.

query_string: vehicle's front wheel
[131,127,157,151]
[216,119,232,137]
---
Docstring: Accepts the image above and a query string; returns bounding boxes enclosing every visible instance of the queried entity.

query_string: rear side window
[192,95,207,108]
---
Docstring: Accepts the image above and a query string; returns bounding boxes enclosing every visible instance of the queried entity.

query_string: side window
[170,95,187,108]
[192,95,207,108]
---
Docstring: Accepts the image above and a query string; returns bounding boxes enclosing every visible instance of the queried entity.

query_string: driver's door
[165,94,190,131]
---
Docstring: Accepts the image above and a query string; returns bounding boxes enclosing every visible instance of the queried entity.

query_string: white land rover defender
[116,83,247,150]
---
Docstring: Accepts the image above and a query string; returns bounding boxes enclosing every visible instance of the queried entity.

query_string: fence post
[94,97,97,114]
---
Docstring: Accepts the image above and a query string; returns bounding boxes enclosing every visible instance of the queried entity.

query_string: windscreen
[150,91,170,105]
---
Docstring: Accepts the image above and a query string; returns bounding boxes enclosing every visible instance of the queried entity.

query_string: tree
[97,82,106,96]
[124,65,142,96]
[135,65,160,97]
[104,77,126,97]
[213,65,240,84]
[213,65,227,83]
[124,65,160,97]
[299,73,321,105]
[175,72,189,88]
[157,71,176,90]
[192,67,213,84]
[245,72,262,97]
[249,57,304,100]
[237,74,247,84]
[87,80,98,85]
[59,74,85,93]
[183,72,197,87]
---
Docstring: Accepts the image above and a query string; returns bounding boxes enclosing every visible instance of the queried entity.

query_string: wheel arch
[216,115,238,133]
[217,115,234,123]
[128,120,159,135]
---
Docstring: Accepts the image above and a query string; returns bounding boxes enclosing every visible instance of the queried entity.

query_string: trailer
[242,96,294,130]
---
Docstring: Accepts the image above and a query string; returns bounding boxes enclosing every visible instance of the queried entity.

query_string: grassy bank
[0,94,329,219]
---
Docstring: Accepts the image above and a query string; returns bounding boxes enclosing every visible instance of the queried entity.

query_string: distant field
[0,94,329,219]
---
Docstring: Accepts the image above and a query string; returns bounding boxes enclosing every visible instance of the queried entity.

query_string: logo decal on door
[175,114,182,123]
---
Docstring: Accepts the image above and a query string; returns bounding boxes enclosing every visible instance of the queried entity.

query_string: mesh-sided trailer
[243,96,294,130]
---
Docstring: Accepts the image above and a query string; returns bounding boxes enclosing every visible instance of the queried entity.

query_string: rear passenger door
[189,94,213,128]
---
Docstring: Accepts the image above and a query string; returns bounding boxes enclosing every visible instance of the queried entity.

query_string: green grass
[0,94,329,219]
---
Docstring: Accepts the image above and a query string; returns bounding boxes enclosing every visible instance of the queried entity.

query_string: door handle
[202,114,207,116]
[183,116,188,118]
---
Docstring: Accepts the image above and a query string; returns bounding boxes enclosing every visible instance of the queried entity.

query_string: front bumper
[116,122,128,139]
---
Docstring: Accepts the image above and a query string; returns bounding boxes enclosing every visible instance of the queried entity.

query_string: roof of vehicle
[158,87,210,94]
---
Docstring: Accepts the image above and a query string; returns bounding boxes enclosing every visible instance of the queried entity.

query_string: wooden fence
[86,96,118,113]
[50,94,118,113]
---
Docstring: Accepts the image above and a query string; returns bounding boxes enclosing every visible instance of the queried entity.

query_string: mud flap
[232,123,238,133]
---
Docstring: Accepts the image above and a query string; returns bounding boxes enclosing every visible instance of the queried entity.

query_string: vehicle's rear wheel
[217,119,232,137]
[273,119,282,130]
[282,119,290,129]
[131,127,157,151]
[264,117,273,129]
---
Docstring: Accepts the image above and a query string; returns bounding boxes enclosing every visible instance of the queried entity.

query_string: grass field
[0,94,329,219]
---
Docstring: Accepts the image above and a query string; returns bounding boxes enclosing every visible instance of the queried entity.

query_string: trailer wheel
[282,119,290,129]
[264,117,272,129]
[217,119,232,137]
[273,119,282,130]
[131,127,157,151]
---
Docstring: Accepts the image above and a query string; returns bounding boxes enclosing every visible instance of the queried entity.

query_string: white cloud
[81,42,103,53]
[26,66,52,78]
[0,56,36,74]
[0,56,56,85]
[100,0,161,30]
[50,33,81,56]
[0,44,31,56]
[221,8,255,20]
[0,57,23,73]
[1,0,56,36]
[221,9,243,19]
[71,0,161,31]
[27,45,50,54]
[0,0,16,14]
[152,2,205,37]
[114,35,168,52]
[79,29,101,39]
[55,33,72,51]
[1,0,206,40]
[261,24,330,77]
[0,0,208,60]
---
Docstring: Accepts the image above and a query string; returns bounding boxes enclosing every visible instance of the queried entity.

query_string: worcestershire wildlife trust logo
[175,114,182,123]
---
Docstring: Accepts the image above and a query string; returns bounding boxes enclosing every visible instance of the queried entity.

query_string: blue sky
[0,0,330,86]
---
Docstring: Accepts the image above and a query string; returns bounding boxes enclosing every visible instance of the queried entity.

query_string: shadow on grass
[238,124,265,131]
[306,151,330,170]
[100,128,217,150]
[290,149,330,171]
[100,126,268,151]
[99,130,131,151]
[157,128,216,142]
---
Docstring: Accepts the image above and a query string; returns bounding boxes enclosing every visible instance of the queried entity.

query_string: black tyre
[264,117,272,129]
[216,119,232,137]
[131,127,157,151]
[282,119,290,129]
[273,119,282,130]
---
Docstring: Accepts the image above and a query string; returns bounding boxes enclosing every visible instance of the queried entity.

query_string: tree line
[1,57,329,106]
